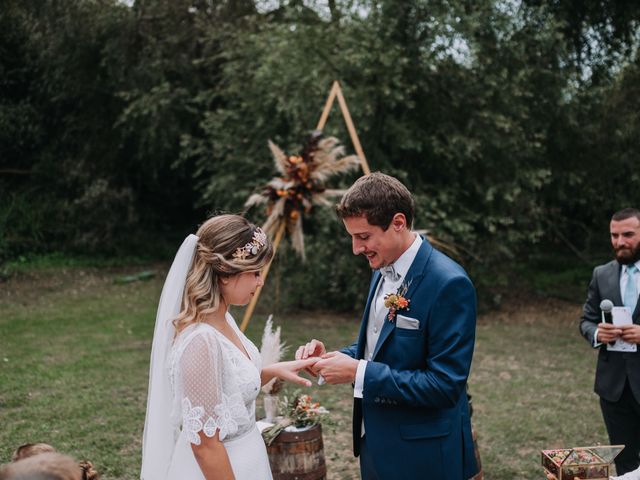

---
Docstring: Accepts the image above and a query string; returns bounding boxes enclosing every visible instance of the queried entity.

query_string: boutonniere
[383,280,411,322]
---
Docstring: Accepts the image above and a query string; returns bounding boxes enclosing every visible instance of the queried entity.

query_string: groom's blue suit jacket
[341,239,478,480]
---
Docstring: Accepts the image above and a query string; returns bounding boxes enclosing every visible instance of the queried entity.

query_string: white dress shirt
[594,260,640,346]
[353,233,422,398]
[621,261,640,303]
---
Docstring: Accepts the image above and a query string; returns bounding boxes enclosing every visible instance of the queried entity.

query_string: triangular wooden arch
[316,80,371,175]
[240,80,369,331]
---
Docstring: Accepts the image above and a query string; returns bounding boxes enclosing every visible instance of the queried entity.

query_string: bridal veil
[141,234,198,479]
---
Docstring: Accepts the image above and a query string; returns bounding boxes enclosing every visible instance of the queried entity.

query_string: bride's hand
[265,358,319,387]
[295,339,326,360]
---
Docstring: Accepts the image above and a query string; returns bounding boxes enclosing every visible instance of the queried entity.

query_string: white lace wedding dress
[166,314,272,479]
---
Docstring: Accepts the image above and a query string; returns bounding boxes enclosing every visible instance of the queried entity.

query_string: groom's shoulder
[427,245,470,280]
[429,246,467,276]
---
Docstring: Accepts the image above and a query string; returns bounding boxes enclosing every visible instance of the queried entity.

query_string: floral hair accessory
[233,227,267,260]
[384,280,411,322]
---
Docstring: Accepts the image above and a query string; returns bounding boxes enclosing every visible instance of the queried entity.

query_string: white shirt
[620,261,640,304]
[594,260,640,346]
[353,233,422,398]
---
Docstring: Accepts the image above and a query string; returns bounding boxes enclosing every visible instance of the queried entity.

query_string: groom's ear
[390,213,407,232]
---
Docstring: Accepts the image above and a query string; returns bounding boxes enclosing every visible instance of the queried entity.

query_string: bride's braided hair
[173,215,273,334]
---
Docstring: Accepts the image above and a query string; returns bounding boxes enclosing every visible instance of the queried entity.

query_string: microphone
[599,299,615,346]
[600,299,614,323]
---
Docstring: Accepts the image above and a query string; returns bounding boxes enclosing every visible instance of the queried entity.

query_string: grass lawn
[0,264,607,479]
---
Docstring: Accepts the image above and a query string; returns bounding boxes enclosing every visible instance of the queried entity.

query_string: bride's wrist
[262,362,288,378]
[260,365,278,385]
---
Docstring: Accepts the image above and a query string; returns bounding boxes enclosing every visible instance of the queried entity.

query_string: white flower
[311,406,330,415]
[182,398,205,445]
[203,416,218,437]
[213,393,245,440]
[181,391,250,443]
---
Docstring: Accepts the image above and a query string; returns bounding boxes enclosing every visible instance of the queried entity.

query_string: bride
[141,215,317,480]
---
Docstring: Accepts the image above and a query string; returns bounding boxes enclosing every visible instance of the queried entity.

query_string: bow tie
[379,265,401,282]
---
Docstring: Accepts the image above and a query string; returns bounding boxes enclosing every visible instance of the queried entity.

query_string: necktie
[380,264,401,282]
[624,264,638,313]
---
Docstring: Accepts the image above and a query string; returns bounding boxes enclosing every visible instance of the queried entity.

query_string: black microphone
[599,299,615,345]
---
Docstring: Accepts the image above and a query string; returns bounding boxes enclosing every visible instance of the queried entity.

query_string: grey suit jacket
[579,260,640,402]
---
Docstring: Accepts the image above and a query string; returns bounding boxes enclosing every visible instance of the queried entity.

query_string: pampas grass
[260,315,287,394]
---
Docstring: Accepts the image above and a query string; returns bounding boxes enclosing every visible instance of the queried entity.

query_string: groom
[296,172,478,480]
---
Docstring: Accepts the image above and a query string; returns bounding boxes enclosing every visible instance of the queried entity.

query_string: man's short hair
[336,172,415,230]
[611,208,640,223]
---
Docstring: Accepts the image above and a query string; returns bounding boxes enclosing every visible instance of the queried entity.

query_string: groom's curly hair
[335,172,414,230]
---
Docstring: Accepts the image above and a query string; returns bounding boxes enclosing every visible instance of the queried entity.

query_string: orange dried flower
[383,280,411,322]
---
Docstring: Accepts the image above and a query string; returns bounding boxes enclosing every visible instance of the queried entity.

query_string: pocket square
[396,314,420,330]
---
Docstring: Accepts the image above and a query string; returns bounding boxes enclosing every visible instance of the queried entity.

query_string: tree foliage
[2,0,640,303]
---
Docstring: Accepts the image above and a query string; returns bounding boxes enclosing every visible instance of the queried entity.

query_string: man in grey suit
[580,208,640,475]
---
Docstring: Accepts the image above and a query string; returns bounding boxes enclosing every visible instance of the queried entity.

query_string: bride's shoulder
[173,323,220,352]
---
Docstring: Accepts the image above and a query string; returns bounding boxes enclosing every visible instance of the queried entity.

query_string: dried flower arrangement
[261,393,330,446]
[245,131,359,260]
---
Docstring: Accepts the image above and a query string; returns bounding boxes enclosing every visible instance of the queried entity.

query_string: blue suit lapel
[371,239,433,360]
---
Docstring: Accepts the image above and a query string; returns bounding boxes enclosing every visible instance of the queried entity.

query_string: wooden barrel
[266,423,327,480]
[470,428,483,480]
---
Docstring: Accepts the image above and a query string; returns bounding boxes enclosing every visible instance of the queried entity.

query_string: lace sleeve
[178,331,244,444]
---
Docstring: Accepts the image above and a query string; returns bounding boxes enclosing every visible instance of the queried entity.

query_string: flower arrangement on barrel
[261,393,330,446]
[259,317,330,444]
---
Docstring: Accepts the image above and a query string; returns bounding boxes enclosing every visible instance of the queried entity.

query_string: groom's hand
[295,339,326,376]
[314,351,358,385]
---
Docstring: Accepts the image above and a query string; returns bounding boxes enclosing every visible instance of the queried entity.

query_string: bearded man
[580,208,640,475]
